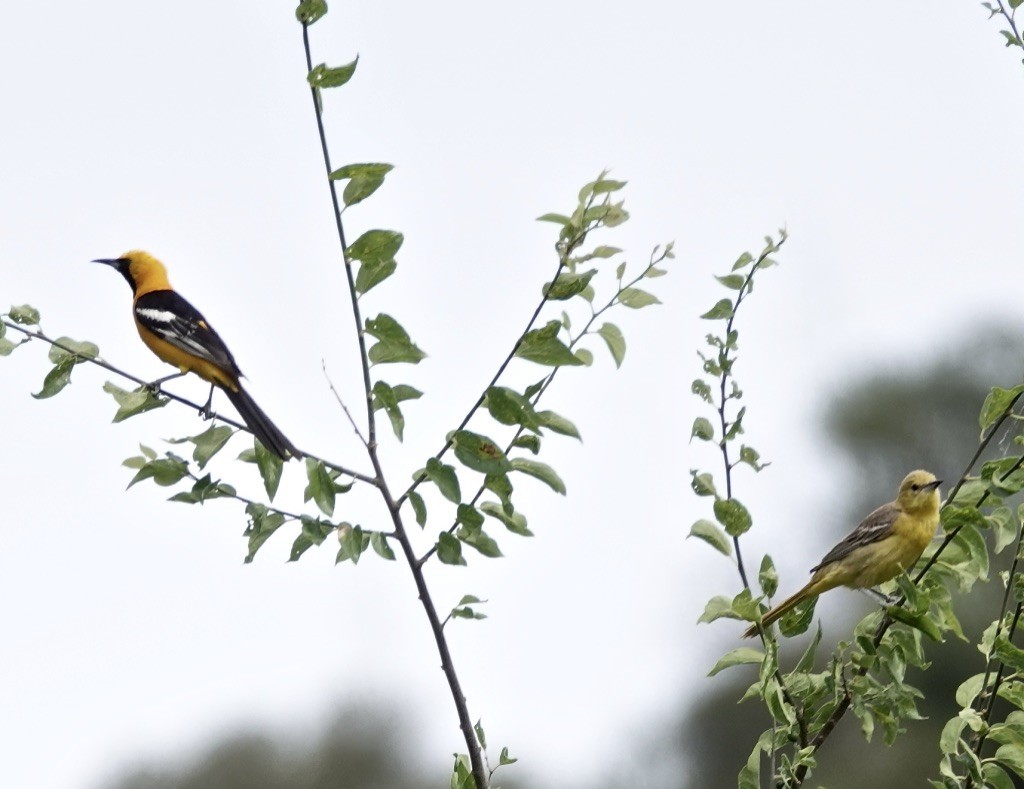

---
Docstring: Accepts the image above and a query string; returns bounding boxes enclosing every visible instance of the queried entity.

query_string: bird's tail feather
[224,385,301,461]
[742,585,816,638]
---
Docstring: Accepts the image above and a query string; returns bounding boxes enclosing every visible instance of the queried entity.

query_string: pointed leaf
[596,322,625,368]
[510,457,566,494]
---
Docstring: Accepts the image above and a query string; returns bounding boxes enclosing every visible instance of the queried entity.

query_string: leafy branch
[982,0,1024,66]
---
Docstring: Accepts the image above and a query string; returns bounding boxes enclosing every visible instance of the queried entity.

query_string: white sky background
[1,2,1023,787]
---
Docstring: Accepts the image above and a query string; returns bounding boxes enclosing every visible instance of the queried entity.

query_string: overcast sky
[2,3,1023,788]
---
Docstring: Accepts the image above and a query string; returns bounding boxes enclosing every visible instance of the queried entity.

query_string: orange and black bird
[92,250,301,460]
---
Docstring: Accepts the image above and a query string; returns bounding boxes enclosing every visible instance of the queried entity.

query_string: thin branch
[322,360,369,448]
[417,247,669,566]
[300,23,487,788]
[301,24,377,451]
[993,0,1024,67]
[397,198,604,509]
[2,319,375,484]
[184,470,307,522]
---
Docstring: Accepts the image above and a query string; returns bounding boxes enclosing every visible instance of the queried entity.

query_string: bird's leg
[199,384,217,420]
[144,371,185,394]
[861,587,899,606]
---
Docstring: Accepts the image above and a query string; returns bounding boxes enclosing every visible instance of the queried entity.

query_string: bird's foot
[862,587,899,606]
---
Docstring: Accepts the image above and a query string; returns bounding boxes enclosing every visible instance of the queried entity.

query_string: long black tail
[224,384,301,461]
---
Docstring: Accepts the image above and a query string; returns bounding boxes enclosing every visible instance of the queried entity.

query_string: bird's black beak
[91,257,134,289]
[927,479,943,490]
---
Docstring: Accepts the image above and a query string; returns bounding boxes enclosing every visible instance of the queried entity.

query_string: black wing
[134,290,242,377]
[810,502,900,572]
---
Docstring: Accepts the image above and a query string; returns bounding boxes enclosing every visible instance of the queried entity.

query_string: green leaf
[253,440,284,501]
[955,673,986,707]
[596,322,625,368]
[698,589,759,624]
[451,754,474,789]
[884,605,942,641]
[480,500,531,536]
[48,336,99,364]
[687,519,732,556]
[574,348,593,366]
[335,523,369,564]
[307,58,358,89]
[498,747,517,766]
[364,314,426,365]
[690,470,717,497]
[618,287,661,309]
[778,596,816,637]
[244,503,286,563]
[458,526,502,558]
[731,252,754,271]
[510,457,566,494]
[294,0,327,24]
[452,605,488,621]
[579,176,626,202]
[707,647,763,676]
[543,269,597,300]
[408,490,427,527]
[103,382,168,422]
[372,380,422,441]
[758,554,778,597]
[190,424,233,469]
[738,445,767,471]
[426,458,462,503]
[715,273,746,290]
[167,472,234,504]
[515,321,584,367]
[8,304,40,325]
[370,531,396,560]
[349,229,403,294]
[691,379,712,403]
[995,743,1024,779]
[1001,30,1024,47]
[290,515,335,561]
[536,409,581,439]
[304,458,338,516]
[536,212,571,225]
[437,532,466,566]
[980,385,1024,431]
[31,356,76,399]
[0,326,18,356]
[700,299,734,320]
[982,763,1015,789]
[456,504,485,531]
[485,473,514,514]
[714,498,752,536]
[512,434,541,454]
[484,386,543,432]
[451,430,512,475]
[995,635,1024,672]
[690,416,714,442]
[127,454,189,489]
[329,162,394,207]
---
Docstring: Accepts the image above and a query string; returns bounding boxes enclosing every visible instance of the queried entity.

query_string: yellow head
[91,250,172,295]
[896,469,942,514]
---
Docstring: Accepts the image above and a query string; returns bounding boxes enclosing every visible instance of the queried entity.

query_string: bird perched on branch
[92,250,301,461]
[743,469,941,638]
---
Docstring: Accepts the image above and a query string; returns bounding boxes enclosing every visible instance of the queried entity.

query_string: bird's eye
[911,484,920,491]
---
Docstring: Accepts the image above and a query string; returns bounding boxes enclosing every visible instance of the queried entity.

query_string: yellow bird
[92,250,301,460]
[743,469,941,638]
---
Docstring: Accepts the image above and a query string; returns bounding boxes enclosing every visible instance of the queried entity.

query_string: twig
[322,360,369,448]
